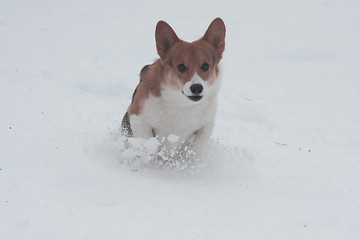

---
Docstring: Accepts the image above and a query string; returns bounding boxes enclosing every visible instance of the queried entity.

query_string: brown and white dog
[122,18,226,158]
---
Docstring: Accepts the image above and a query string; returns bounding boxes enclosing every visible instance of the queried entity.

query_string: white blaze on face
[182,73,208,97]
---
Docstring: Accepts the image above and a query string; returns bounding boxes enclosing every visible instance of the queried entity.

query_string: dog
[122,18,226,159]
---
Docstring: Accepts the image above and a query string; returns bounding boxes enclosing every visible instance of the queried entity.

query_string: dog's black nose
[190,84,203,95]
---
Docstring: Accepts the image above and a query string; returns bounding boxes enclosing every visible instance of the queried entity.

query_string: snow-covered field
[1,0,360,239]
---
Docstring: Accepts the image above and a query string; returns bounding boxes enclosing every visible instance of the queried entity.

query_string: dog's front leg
[129,115,154,139]
[191,122,214,155]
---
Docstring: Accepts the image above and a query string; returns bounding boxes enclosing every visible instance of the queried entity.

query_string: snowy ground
[1,0,360,239]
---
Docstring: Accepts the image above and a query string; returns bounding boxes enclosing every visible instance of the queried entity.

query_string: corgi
[121,18,226,159]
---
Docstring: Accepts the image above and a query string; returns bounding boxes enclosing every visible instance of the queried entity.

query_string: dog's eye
[177,64,187,73]
[200,63,209,72]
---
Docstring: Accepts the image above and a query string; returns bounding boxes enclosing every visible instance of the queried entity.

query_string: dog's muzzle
[185,83,203,102]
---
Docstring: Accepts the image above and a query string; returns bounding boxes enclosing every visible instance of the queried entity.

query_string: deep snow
[1,0,360,239]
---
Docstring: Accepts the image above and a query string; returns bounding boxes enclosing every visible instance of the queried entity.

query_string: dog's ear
[202,18,226,59]
[155,21,180,60]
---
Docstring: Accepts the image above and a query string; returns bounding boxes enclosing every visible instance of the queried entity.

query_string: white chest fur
[147,88,216,137]
[129,84,219,153]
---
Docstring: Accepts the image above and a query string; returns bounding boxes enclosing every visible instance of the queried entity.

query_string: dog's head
[155,18,226,102]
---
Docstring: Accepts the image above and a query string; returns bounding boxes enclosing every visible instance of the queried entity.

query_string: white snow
[167,134,180,144]
[1,0,360,239]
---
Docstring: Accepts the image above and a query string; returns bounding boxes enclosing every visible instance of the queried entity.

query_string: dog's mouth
[182,91,203,102]
[187,95,203,102]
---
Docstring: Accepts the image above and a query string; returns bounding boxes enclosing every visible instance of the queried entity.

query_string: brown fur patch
[128,60,163,115]
[161,40,219,86]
